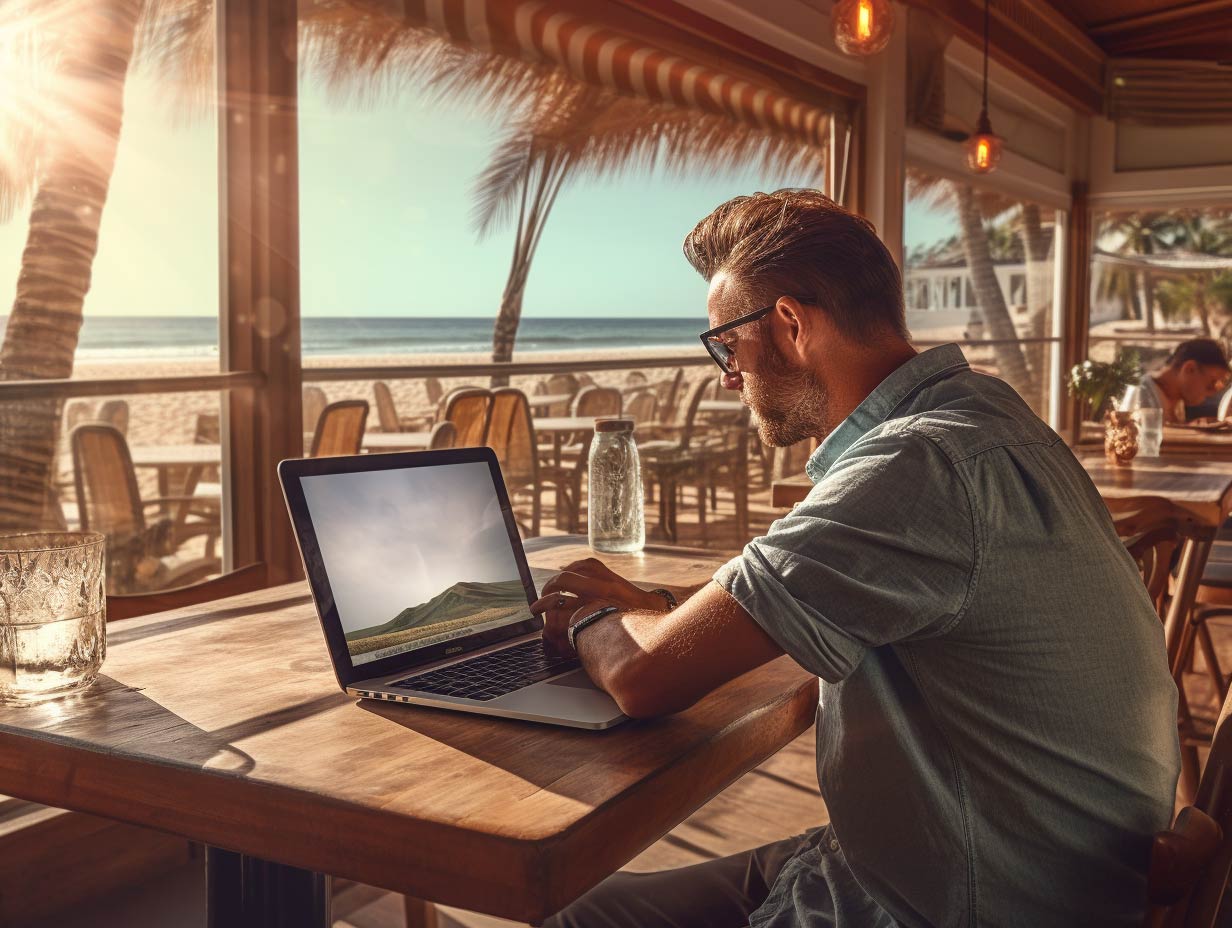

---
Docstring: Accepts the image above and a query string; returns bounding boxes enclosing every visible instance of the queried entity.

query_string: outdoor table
[0,537,817,927]
[129,443,222,515]
[360,431,433,452]
[528,392,575,411]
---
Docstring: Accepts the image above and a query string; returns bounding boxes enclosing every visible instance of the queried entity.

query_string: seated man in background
[534,189,1179,927]
[1138,337,1230,423]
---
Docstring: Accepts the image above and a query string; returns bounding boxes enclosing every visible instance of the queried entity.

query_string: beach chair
[71,424,221,595]
[310,400,368,457]
[424,376,444,409]
[625,388,658,433]
[485,388,541,537]
[442,388,492,449]
[97,399,129,436]
[303,386,328,434]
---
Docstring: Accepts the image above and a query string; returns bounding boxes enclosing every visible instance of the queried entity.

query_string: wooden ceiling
[1049,0,1232,61]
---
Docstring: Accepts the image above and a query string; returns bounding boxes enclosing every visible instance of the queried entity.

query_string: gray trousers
[541,832,813,928]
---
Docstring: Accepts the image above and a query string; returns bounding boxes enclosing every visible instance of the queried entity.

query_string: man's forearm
[574,608,679,719]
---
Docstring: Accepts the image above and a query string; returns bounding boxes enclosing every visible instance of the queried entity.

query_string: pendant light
[964,0,1003,174]
[831,0,894,57]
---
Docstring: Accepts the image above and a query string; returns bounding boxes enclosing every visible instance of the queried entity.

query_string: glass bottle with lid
[588,417,645,553]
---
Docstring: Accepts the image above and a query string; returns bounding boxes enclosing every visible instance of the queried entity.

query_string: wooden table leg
[206,846,330,928]
[403,895,440,928]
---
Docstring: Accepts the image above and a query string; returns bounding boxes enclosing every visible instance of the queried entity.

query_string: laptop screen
[299,460,534,668]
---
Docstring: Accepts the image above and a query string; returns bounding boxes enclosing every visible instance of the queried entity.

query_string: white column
[861,1,907,269]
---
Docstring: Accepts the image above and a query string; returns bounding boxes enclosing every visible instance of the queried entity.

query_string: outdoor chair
[1144,684,1232,927]
[310,400,369,457]
[652,368,685,428]
[624,370,648,388]
[97,399,129,436]
[374,380,432,432]
[303,385,328,434]
[543,373,580,416]
[624,388,658,435]
[436,385,484,423]
[71,424,221,595]
[638,378,736,543]
[485,388,541,537]
[540,386,620,533]
[427,420,456,450]
[423,376,444,409]
[442,388,492,449]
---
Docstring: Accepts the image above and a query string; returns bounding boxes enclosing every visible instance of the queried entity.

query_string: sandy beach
[69,347,712,450]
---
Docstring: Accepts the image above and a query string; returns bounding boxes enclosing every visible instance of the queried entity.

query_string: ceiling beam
[1087,0,1232,60]
[902,0,1106,114]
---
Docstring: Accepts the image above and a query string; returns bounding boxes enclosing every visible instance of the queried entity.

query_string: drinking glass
[0,532,106,705]
[1136,407,1164,457]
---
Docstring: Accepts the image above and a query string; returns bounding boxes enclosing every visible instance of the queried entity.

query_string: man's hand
[530,558,668,652]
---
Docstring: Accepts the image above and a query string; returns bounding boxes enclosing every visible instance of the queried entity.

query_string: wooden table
[129,444,221,515]
[0,538,816,926]
[1076,452,1232,526]
[1079,421,1232,460]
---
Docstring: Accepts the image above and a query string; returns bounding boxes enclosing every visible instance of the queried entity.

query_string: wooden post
[218,0,304,583]
[1061,182,1092,443]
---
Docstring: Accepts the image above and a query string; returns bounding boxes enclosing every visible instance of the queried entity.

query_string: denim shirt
[715,345,1180,927]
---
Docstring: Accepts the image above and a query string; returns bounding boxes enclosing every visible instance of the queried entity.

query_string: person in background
[1138,338,1231,423]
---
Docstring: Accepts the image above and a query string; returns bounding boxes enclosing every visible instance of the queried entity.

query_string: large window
[904,169,1063,420]
[1088,207,1232,386]
[0,3,232,593]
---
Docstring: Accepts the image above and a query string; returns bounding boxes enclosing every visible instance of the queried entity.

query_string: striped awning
[399,0,832,149]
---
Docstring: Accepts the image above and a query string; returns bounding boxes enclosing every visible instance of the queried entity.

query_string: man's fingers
[540,571,614,601]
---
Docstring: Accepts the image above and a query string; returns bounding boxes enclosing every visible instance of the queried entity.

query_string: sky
[0,63,956,322]
[299,460,523,634]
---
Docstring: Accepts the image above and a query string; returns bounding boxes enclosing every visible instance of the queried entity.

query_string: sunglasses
[699,303,778,375]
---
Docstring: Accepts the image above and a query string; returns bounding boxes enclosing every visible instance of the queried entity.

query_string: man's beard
[743,339,830,448]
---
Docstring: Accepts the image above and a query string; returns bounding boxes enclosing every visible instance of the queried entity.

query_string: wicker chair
[423,377,444,409]
[97,399,129,436]
[310,400,368,457]
[442,388,492,449]
[302,386,328,434]
[624,388,658,435]
[71,424,220,594]
[485,388,541,537]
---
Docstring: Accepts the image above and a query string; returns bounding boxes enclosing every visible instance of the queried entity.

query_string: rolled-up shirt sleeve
[715,428,977,682]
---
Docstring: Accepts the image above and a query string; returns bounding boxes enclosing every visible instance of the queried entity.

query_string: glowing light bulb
[831,0,893,56]
[964,120,1003,175]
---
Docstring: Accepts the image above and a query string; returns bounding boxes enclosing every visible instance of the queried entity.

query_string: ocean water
[0,315,705,360]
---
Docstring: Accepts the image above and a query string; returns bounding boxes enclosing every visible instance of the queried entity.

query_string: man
[1137,338,1230,423]
[533,190,1179,927]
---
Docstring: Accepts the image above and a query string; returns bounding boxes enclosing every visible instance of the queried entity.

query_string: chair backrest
[1219,389,1232,421]
[545,373,579,396]
[373,381,401,432]
[624,388,657,427]
[575,373,596,387]
[310,400,368,457]
[676,377,713,449]
[1104,496,1200,619]
[194,411,220,444]
[437,385,482,422]
[485,388,538,488]
[303,386,328,433]
[71,424,145,540]
[654,368,685,424]
[424,377,443,407]
[624,371,648,388]
[1147,686,1232,926]
[443,388,492,449]
[427,420,456,450]
[64,400,95,434]
[97,399,129,436]
[572,385,622,418]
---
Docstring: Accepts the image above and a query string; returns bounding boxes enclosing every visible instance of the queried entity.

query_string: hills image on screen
[346,578,530,657]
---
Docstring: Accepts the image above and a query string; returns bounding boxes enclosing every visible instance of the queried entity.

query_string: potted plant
[1068,350,1141,423]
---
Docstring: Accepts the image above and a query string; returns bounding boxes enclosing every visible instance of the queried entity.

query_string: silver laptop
[279,447,626,730]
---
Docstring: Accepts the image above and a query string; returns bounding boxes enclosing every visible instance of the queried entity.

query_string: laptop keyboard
[389,638,580,702]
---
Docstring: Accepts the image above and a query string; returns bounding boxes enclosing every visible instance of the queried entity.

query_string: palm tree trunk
[489,149,567,386]
[0,0,141,532]
[1019,204,1051,410]
[956,184,1033,398]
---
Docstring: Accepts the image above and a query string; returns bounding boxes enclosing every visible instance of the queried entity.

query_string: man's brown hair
[683,189,908,340]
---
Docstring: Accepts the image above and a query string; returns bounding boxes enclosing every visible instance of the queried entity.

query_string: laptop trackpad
[547,669,599,690]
